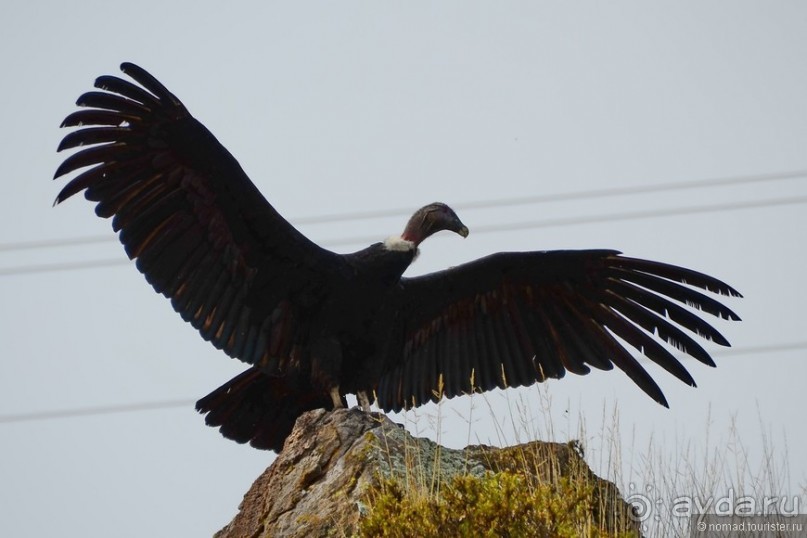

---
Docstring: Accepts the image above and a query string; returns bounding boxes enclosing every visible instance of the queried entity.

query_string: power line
[2,193,807,277]
[296,168,807,224]
[0,234,110,253]
[3,168,805,254]
[0,257,130,276]
[467,193,807,235]
[1,341,804,426]
[0,399,194,424]
[712,340,807,358]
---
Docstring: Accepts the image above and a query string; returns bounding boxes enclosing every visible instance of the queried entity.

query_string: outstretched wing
[376,250,741,412]
[54,62,346,370]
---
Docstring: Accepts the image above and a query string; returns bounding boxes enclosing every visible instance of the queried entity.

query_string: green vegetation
[359,425,638,538]
[360,471,636,538]
[354,384,801,538]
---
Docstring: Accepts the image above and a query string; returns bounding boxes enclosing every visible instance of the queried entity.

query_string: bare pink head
[401,202,469,246]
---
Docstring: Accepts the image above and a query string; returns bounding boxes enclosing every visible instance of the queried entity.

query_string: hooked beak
[456,223,469,238]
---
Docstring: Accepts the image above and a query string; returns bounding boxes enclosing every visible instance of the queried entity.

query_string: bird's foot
[357,390,371,412]
[330,386,344,408]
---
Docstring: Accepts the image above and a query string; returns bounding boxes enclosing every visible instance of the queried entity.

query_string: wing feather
[76,91,151,116]
[606,266,740,321]
[94,75,163,108]
[612,256,742,298]
[605,277,730,348]
[120,62,180,104]
[587,298,696,386]
[495,303,530,387]
[470,313,493,392]
[453,315,470,395]
[482,311,506,390]
[553,294,613,372]
[520,302,564,381]
[57,127,133,151]
[438,322,454,400]
[55,63,346,370]
[599,286,716,366]
[60,109,141,128]
[543,298,592,376]
[378,250,739,411]
[588,309,669,407]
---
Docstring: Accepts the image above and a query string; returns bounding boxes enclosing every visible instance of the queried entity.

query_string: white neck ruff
[383,236,417,252]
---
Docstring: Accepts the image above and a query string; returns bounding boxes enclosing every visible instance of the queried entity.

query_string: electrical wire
[0,257,130,276]
[0,399,194,424]
[2,168,805,254]
[2,192,807,277]
[0,170,799,424]
[295,168,807,224]
[1,341,804,425]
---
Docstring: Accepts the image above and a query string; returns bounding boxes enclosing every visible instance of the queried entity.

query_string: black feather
[76,91,151,116]
[94,75,162,108]
[57,127,134,151]
[120,62,183,106]
[612,256,742,298]
[608,266,740,321]
[53,63,740,452]
[59,108,140,128]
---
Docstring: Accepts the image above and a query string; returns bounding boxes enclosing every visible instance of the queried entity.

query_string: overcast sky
[2,2,806,536]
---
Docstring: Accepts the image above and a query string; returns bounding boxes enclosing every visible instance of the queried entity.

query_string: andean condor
[54,63,741,452]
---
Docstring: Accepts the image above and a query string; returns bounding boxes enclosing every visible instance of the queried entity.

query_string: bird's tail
[196,367,335,452]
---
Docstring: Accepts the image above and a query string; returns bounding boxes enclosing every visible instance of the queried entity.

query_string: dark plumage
[55,63,741,451]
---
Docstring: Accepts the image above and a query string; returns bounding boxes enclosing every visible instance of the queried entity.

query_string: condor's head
[385,203,469,252]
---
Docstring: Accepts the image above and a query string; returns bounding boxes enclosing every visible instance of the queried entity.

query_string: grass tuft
[357,378,802,538]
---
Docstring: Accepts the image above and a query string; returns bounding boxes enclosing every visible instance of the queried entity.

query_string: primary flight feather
[55,63,741,451]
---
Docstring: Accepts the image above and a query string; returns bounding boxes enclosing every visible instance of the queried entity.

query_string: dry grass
[359,382,803,538]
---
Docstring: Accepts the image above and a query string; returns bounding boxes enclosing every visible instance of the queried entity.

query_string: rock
[214,408,639,538]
